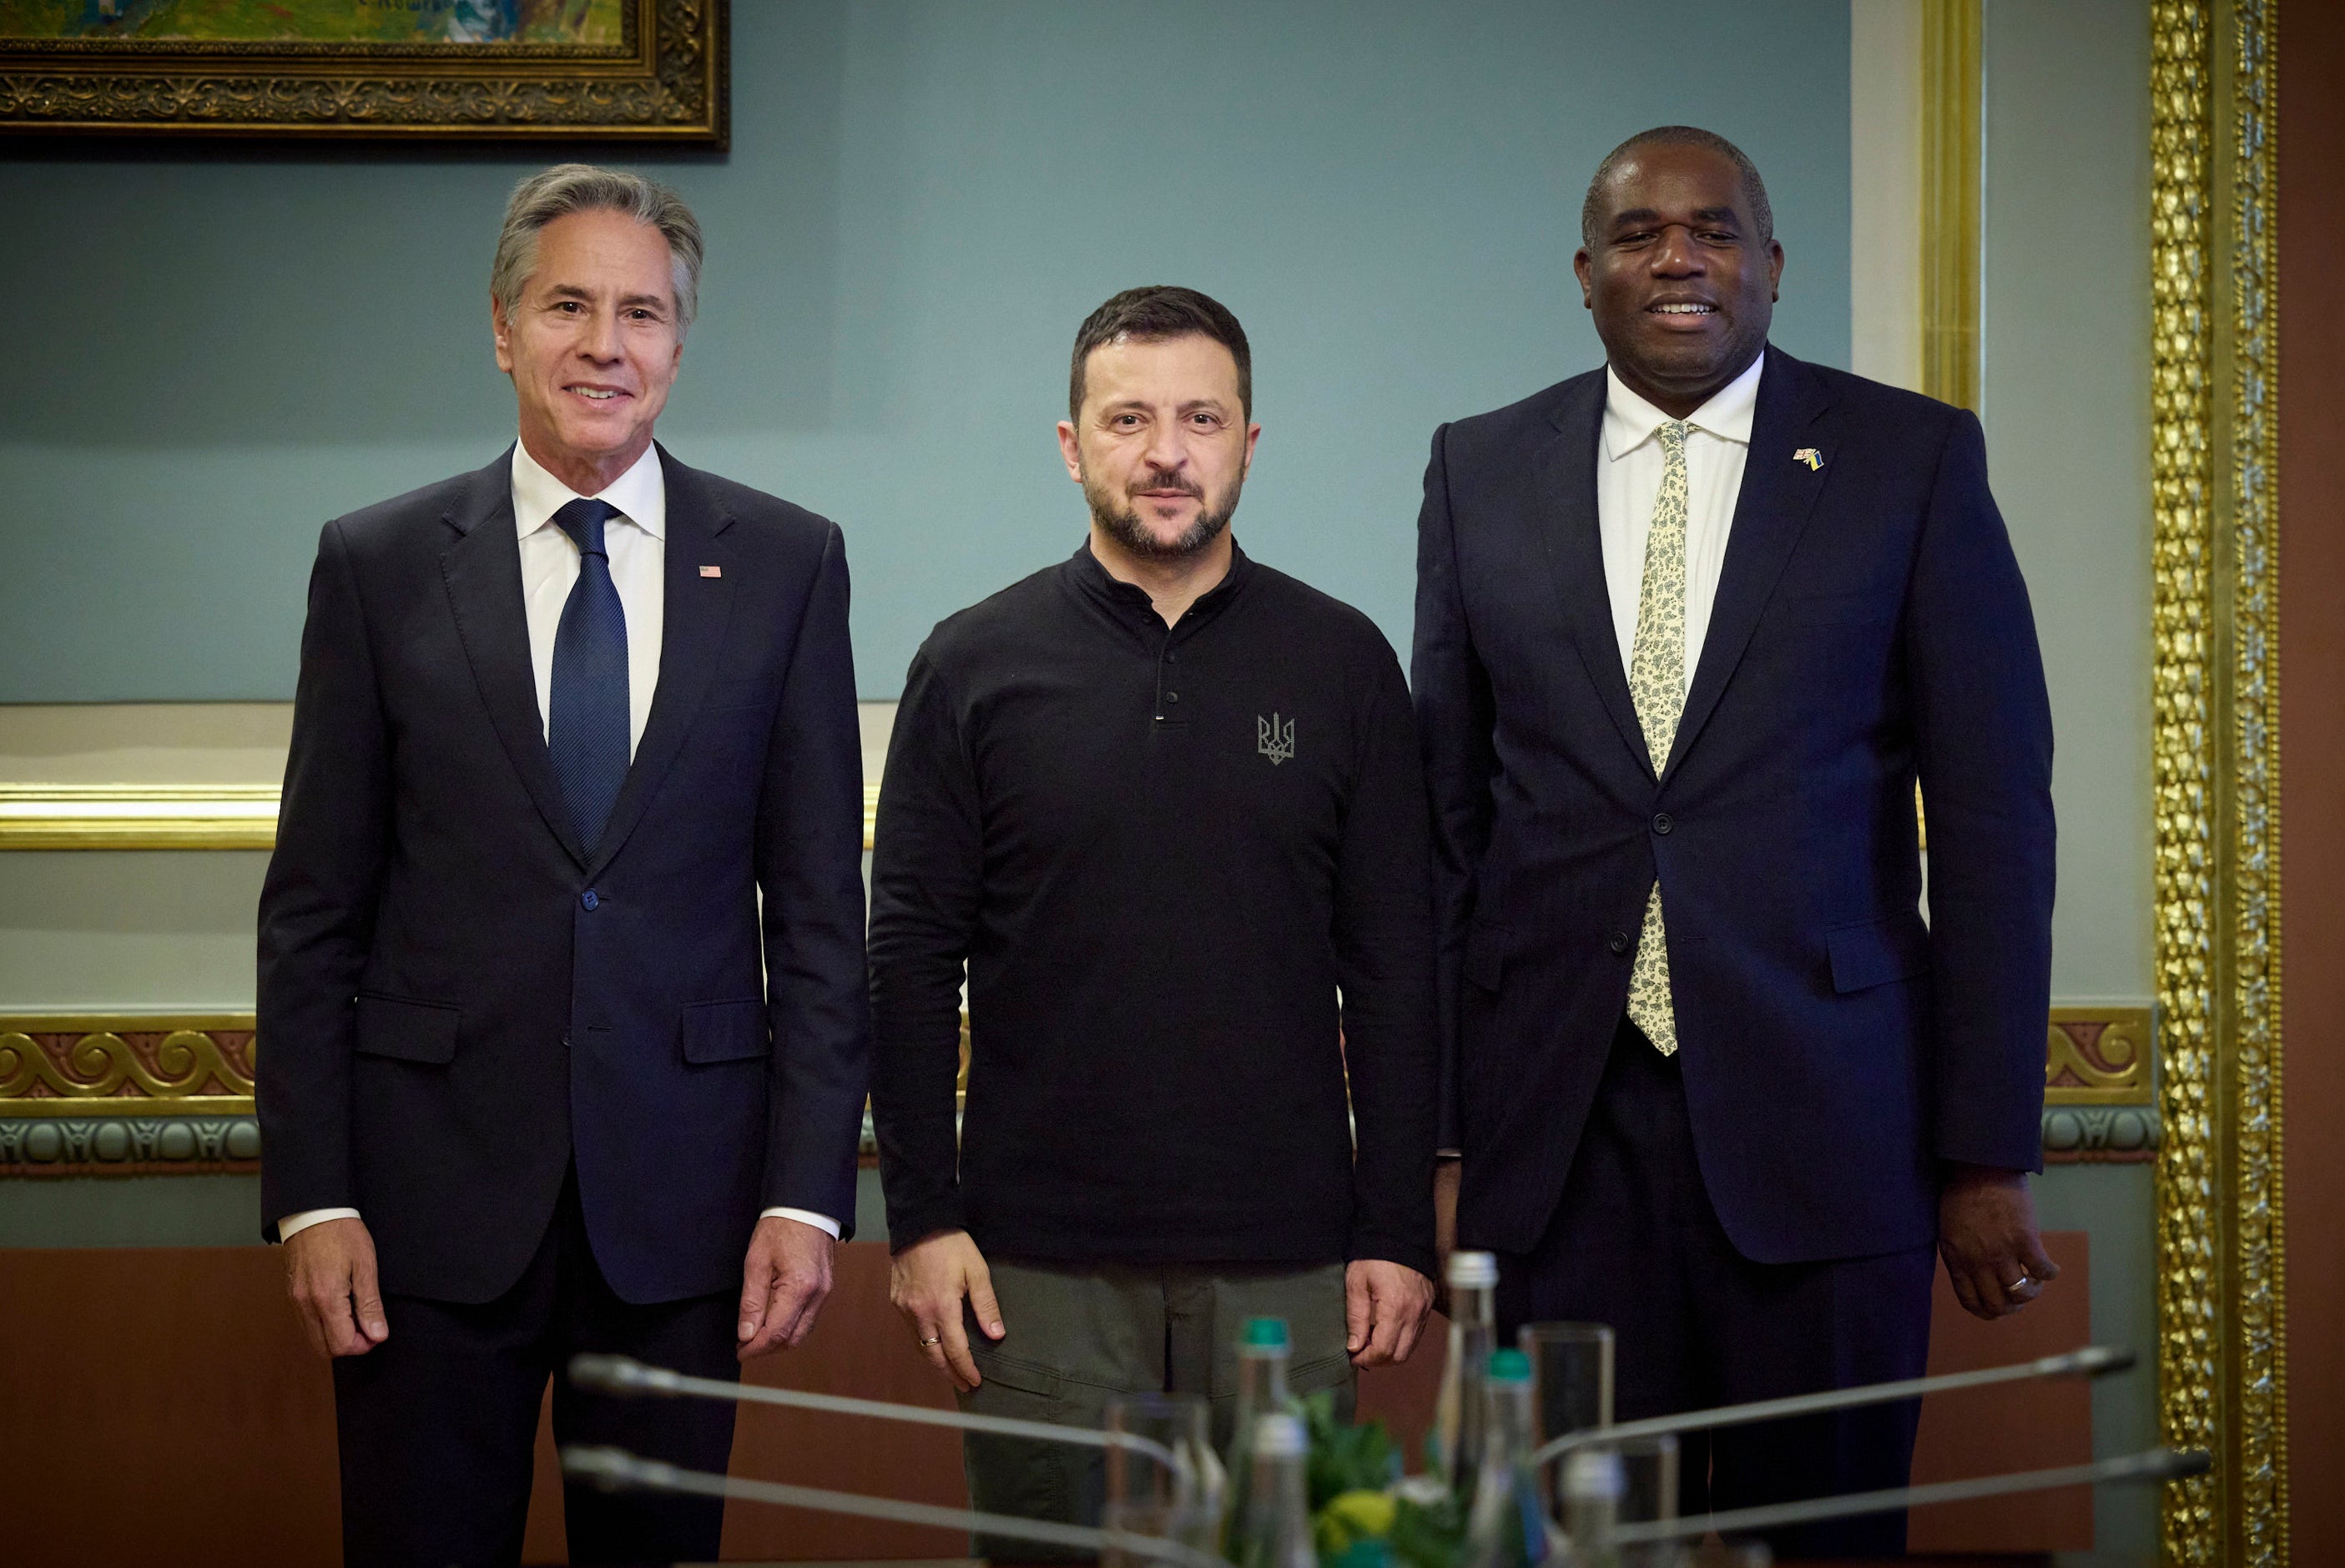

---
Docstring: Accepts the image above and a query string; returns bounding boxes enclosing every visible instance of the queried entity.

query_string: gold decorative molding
[0,0,725,144]
[0,782,884,853]
[0,1017,255,1118]
[2151,0,2286,1561]
[1919,0,1983,412]
[0,784,280,850]
[2045,1007,2153,1106]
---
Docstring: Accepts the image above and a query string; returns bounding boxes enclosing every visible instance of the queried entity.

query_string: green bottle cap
[1243,1317,1291,1350]
[1488,1348,1532,1382]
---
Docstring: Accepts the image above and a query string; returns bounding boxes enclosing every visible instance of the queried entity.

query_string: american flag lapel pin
[1793,447,1824,471]
[699,565,723,577]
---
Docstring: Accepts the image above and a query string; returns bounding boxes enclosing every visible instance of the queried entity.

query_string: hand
[737,1215,835,1361]
[1346,1258,1436,1368]
[1938,1162,2060,1321]
[1432,1157,1461,1315]
[283,1216,389,1359]
[889,1228,1004,1393]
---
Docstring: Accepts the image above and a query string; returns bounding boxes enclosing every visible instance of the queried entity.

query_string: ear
[1767,238,1786,302]
[492,296,514,374]
[1242,421,1262,478]
[1057,420,1084,484]
[1572,247,1595,309]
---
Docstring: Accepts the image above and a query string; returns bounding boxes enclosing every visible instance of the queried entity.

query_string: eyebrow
[542,283,670,310]
[1610,206,1745,230]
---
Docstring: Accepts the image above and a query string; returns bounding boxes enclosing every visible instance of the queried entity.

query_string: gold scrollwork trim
[2152,0,2285,1561]
[2045,1006,2154,1106]
[0,0,724,144]
[0,1016,255,1117]
[0,782,884,853]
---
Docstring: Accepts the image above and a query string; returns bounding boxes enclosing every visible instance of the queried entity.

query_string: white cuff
[759,1206,841,1239]
[278,1207,361,1242]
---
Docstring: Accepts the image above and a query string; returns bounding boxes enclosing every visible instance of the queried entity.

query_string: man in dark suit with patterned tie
[1412,128,2060,1556]
[256,164,870,1567]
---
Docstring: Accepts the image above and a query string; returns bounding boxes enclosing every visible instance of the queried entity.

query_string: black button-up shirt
[869,542,1437,1276]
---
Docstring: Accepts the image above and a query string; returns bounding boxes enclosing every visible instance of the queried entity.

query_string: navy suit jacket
[258,446,871,1306]
[1412,346,2055,1265]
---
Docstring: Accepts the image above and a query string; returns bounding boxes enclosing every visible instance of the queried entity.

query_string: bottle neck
[1479,1379,1533,1466]
[1237,1349,1290,1410]
[1450,1283,1497,1334]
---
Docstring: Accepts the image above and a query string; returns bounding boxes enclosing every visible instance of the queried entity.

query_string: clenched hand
[1939,1162,2060,1321]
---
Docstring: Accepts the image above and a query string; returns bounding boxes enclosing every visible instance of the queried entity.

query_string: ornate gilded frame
[2151,0,2285,1561]
[0,0,724,144]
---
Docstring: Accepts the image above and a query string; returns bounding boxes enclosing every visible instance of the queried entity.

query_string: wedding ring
[920,1334,942,1347]
[2008,1273,2032,1290]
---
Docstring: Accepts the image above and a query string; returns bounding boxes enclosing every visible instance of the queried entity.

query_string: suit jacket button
[581,890,599,910]
[1608,930,1631,954]
[1652,812,1673,834]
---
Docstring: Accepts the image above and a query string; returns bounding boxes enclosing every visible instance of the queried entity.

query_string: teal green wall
[0,0,1851,702]
[1980,2,2157,1563]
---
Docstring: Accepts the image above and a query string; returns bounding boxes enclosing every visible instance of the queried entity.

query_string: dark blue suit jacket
[258,446,871,1305]
[1412,347,2054,1265]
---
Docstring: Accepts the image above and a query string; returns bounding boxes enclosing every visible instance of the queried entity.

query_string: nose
[578,305,624,363]
[1649,223,1705,275]
[1141,419,1187,476]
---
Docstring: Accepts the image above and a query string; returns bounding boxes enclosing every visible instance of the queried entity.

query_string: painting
[0,0,725,142]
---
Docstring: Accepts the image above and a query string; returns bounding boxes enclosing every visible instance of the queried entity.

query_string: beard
[1084,466,1243,561]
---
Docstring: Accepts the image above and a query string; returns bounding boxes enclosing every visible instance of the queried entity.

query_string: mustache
[1127,470,1203,500]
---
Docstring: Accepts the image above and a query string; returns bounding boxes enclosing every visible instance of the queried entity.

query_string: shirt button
[1652,812,1674,834]
[1608,930,1631,955]
[1166,691,1179,703]
[581,890,599,910]
[1163,651,1178,664]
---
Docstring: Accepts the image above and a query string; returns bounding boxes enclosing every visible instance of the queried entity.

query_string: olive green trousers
[956,1258,1354,1559]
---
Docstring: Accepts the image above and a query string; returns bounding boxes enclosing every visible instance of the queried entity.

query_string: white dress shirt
[1596,352,1763,687]
[279,440,840,1245]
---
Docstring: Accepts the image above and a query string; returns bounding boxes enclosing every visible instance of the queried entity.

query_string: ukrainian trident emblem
[1258,713,1295,765]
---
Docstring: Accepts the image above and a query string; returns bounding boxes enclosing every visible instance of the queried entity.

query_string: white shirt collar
[1601,350,1766,462]
[511,439,667,542]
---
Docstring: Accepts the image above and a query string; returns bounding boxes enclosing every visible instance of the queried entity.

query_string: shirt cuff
[759,1206,841,1239]
[277,1207,361,1243]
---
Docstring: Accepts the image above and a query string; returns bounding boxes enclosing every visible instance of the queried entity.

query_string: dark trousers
[331,1169,741,1568]
[1495,1019,1935,1560]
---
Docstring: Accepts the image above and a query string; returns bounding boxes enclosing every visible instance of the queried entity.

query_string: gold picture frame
[0,0,725,144]
[2150,0,2285,1561]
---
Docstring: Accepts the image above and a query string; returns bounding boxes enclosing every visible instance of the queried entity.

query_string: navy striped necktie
[547,497,629,853]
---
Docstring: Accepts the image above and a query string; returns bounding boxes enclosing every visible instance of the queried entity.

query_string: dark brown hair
[1068,285,1252,421]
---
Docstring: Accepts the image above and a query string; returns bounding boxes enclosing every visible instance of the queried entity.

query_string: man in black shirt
[870,287,1437,1535]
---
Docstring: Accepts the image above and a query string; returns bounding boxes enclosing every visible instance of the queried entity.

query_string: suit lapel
[586,446,736,879]
[1666,346,1836,779]
[1536,373,1655,776]
[439,450,589,867]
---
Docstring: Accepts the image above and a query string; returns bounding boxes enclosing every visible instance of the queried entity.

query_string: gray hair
[1581,126,1773,250]
[490,164,705,337]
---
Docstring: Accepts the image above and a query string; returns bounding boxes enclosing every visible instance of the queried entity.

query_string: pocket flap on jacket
[680,999,769,1064]
[1825,915,1932,994]
[353,994,460,1064]
[1462,920,1510,991]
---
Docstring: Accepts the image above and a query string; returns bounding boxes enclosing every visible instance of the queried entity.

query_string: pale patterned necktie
[1625,421,1692,1056]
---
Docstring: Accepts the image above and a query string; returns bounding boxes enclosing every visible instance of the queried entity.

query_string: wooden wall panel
[3,1238,2095,1563]
[2278,1,2345,1556]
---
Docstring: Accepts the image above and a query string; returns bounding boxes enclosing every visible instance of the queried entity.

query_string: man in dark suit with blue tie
[1412,128,2060,1555]
[257,164,870,1566]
